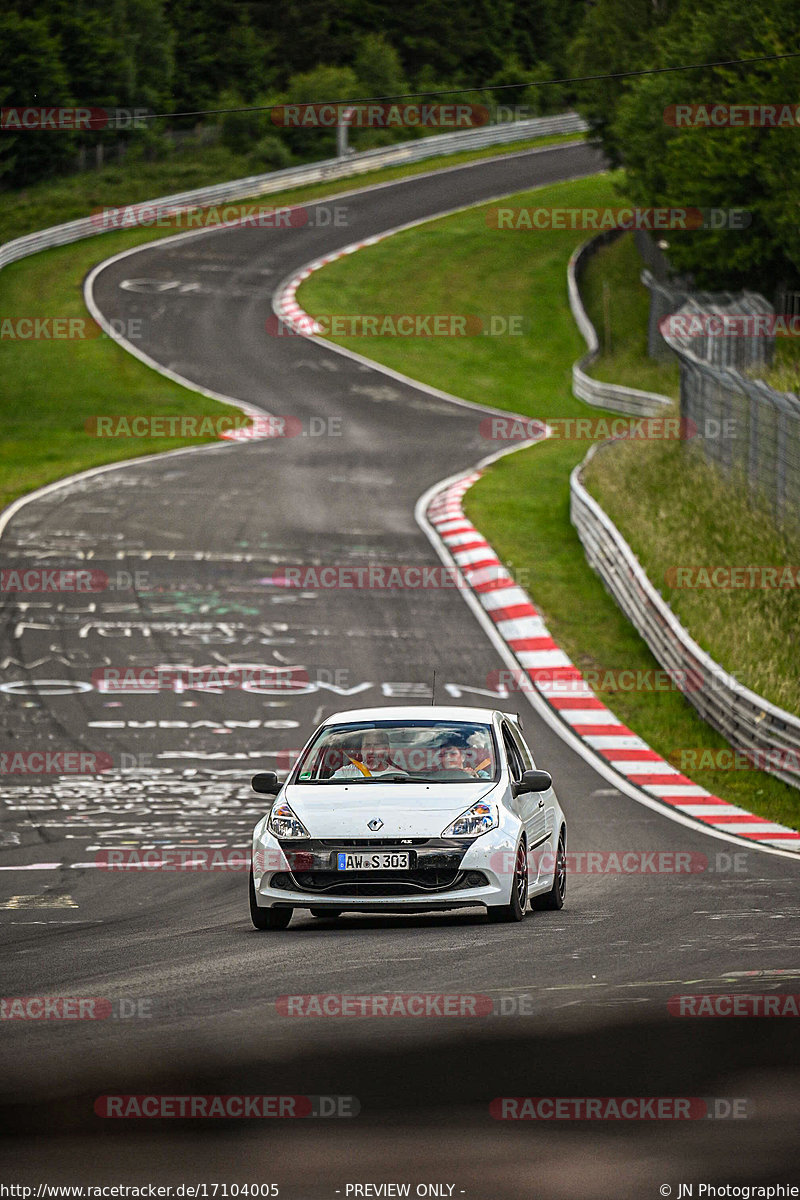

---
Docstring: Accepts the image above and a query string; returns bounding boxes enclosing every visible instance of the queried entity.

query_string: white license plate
[336,851,410,871]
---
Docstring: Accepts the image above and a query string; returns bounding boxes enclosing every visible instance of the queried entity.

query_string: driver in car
[331,729,408,779]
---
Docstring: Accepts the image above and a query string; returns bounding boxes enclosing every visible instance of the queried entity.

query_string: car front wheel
[249,867,292,929]
[486,839,527,923]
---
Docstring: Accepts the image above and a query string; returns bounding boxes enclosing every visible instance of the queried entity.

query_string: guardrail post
[336,107,354,158]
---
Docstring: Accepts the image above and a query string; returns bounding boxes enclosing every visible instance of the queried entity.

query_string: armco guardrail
[570,443,800,791]
[568,228,672,416]
[0,112,587,273]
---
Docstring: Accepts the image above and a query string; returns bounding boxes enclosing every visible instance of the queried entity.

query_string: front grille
[272,837,475,886]
[269,868,487,897]
[316,838,429,847]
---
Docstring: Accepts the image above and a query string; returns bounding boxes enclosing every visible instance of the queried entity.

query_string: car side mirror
[252,771,281,795]
[512,769,552,796]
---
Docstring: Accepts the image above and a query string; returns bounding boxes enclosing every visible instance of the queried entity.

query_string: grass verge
[297,173,799,829]
[584,438,800,715]
[580,233,680,399]
[579,235,800,716]
[0,233,236,514]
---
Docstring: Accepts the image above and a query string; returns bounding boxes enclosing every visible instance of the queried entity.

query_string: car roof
[320,705,502,726]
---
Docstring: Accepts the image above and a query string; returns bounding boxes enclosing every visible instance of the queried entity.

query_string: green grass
[577,232,800,717]
[584,436,800,715]
[580,233,680,399]
[0,130,585,512]
[298,173,618,416]
[0,131,586,246]
[297,171,800,830]
[749,333,800,396]
[0,233,234,513]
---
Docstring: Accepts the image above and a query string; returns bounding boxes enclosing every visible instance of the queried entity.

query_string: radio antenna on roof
[432,670,437,706]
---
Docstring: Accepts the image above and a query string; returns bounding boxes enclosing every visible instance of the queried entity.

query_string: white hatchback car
[249,705,567,929]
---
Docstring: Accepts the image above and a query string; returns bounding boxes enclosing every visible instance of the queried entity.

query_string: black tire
[310,908,342,918]
[249,868,292,929]
[486,839,528,923]
[532,829,566,910]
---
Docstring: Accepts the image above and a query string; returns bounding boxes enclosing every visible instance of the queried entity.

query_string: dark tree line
[0,0,580,187]
[569,0,800,290]
[2,0,797,290]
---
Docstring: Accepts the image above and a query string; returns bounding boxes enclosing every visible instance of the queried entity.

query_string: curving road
[1,142,798,1195]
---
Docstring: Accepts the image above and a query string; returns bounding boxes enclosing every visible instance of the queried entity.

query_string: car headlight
[441,801,498,838]
[268,800,310,840]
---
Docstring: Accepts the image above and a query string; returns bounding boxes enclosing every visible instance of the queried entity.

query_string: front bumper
[252,833,516,910]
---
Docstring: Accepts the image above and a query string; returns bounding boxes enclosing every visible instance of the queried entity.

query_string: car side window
[501,724,524,781]
[509,723,533,771]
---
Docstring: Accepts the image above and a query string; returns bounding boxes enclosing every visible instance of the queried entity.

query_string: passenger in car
[436,737,492,778]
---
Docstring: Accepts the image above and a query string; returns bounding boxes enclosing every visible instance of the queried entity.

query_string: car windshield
[292,720,498,784]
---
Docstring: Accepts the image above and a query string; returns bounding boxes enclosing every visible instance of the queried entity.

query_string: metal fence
[643,272,775,371]
[571,447,800,792]
[0,112,587,274]
[778,290,800,319]
[641,271,693,363]
[569,230,800,791]
[632,242,800,528]
[656,302,800,526]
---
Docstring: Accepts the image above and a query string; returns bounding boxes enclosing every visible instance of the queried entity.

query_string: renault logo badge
[368,818,383,831]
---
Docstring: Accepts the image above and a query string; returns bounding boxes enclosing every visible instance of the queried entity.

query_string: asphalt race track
[1,142,798,1196]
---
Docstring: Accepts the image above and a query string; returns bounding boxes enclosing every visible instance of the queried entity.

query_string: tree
[165,0,269,110]
[278,65,360,159]
[611,0,800,290]
[0,12,74,185]
[0,81,17,183]
[568,0,678,165]
[353,34,405,99]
